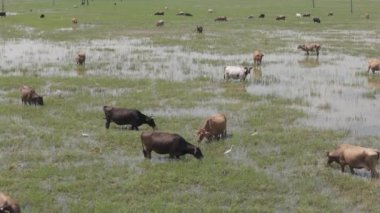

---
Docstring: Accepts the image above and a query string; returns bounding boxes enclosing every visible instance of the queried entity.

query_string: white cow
[224,66,252,81]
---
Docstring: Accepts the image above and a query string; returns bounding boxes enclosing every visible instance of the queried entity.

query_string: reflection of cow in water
[297,56,320,68]
[367,75,380,89]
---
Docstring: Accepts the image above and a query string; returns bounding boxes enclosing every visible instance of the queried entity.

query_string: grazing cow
[313,17,321,23]
[247,15,254,19]
[214,16,227,21]
[328,12,334,16]
[154,11,164,16]
[302,13,311,17]
[75,52,86,65]
[297,43,321,56]
[141,131,203,159]
[176,11,185,16]
[296,13,302,18]
[259,14,265,18]
[71,17,78,24]
[184,13,193,17]
[365,13,369,19]
[20,85,44,106]
[0,192,21,213]
[253,50,264,66]
[0,12,6,17]
[208,9,213,13]
[368,59,380,74]
[197,113,227,143]
[40,14,45,18]
[327,144,380,178]
[224,66,252,81]
[103,106,156,130]
[156,19,164,27]
[276,15,286,20]
[196,25,203,33]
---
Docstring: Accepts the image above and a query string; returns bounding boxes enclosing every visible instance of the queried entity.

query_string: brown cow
[276,15,286,20]
[156,19,164,27]
[20,85,43,106]
[197,113,227,142]
[327,144,380,178]
[253,50,264,66]
[75,52,86,65]
[141,131,203,159]
[71,17,78,24]
[368,58,380,74]
[0,192,21,213]
[297,43,321,56]
[214,16,227,21]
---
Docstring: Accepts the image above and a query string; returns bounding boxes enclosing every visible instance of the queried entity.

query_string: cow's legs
[340,164,346,172]
[349,166,355,174]
[105,120,111,129]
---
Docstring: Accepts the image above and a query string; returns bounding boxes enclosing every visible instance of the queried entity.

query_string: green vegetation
[1,0,380,212]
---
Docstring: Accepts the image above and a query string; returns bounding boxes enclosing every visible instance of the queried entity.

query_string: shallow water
[0,38,379,136]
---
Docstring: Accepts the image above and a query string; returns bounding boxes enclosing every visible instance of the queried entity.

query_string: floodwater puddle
[0,37,379,136]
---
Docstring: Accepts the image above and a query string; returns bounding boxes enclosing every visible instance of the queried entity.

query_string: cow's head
[35,96,44,106]
[244,67,252,75]
[146,116,156,130]
[297,45,305,50]
[326,151,339,165]
[197,128,212,142]
[193,147,204,159]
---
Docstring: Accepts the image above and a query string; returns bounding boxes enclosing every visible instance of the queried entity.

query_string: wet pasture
[0,35,378,137]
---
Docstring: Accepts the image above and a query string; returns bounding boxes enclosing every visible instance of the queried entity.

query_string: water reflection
[367,75,380,89]
[298,56,320,68]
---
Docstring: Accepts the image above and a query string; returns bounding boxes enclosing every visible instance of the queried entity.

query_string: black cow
[184,13,193,17]
[141,131,203,159]
[313,17,321,23]
[259,14,265,18]
[103,106,156,130]
[196,25,203,33]
[154,11,164,16]
[0,12,6,17]
[40,14,45,18]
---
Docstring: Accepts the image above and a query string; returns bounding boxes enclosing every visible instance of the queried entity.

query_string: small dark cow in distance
[197,113,227,143]
[259,14,265,18]
[297,43,321,56]
[103,106,156,130]
[40,14,45,18]
[224,66,252,81]
[368,58,380,74]
[276,15,286,20]
[75,52,86,65]
[154,11,164,16]
[327,144,380,178]
[184,13,193,17]
[0,192,21,213]
[214,16,227,21]
[20,85,44,106]
[196,25,203,33]
[253,50,264,66]
[141,131,203,159]
[328,12,334,16]
[0,12,6,17]
[313,17,321,23]
[302,13,311,17]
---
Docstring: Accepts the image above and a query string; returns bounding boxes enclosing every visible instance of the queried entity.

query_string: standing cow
[224,66,252,81]
[297,43,321,56]
[368,58,380,74]
[253,50,264,66]
[141,131,203,159]
[75,52,86,65]
[327,144,380,178]
[0,192,21,213]
[103,106,156,130]
[20,85,44,106]
[197,113,227,143]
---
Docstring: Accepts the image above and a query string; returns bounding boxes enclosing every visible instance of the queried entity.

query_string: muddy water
[0,38,378,136]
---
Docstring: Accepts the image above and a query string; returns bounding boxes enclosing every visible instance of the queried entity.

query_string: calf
[20,85,44,106]
[297,43,321,56]
[253,50,264,66]
[224,66,252,81]
[103,106,156,130]
[141,131,203,159]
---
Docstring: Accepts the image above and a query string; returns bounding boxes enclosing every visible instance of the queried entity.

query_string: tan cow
[71,17,78,24]
[156,20,164,27]
[368,58,380,74]
[253,50,264,66]
[197,113,227,143]
[327,144,380,178]
[75,52,86,65]
[20,85,43,106]
[297,43,321,56]
[0,192,21,213]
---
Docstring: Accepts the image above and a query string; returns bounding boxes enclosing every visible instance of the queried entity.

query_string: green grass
[1,0,380,212]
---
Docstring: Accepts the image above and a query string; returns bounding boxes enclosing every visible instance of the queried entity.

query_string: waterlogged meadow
[1,0,380,212]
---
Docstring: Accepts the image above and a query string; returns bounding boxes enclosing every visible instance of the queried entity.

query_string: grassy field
[1,0,380,212]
